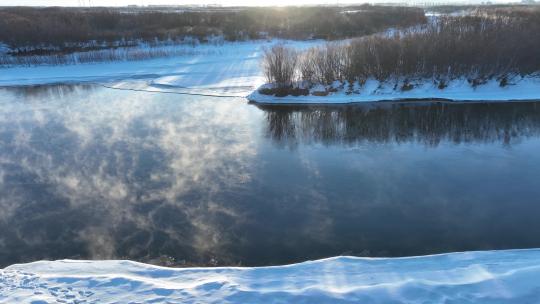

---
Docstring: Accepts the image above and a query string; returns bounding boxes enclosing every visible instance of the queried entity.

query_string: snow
[0,40,320,98]
[3,39,539,104]
[248,76,540,105]
[2,249,540,303]
[2,39,540,303]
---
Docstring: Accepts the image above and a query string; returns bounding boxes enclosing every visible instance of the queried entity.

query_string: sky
[0,0,502,6]
[0,0,385,6]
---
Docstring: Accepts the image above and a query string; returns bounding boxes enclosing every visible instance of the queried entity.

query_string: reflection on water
[1,85,540,267]
[0,85,258,267]
[261,102,540,148]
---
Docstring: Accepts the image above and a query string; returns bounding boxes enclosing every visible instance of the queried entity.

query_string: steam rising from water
[2,85,540,267]
[0,85,258,265]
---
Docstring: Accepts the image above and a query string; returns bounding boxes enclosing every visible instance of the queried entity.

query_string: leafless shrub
[295,12,540,85]
[299,43,349,85]
[262,44,299,87]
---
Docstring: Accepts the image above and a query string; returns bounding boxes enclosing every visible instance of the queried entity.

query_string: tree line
[262,8,540,94]
[0,5,425,54]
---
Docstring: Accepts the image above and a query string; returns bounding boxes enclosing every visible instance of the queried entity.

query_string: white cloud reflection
[0,85,258,265]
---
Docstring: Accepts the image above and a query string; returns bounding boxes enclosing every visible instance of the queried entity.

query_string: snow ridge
[2,249,540,303]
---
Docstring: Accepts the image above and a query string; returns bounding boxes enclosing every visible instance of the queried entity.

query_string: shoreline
[3,248,540,303]
[248,76,540,105]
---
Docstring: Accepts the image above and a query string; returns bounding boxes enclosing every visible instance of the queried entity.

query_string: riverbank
[2,249,540,303]
[248,76,540,104]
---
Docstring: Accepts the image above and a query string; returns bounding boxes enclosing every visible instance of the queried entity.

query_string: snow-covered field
[2,249,540,303]
[248,76,540,105]
[0,40,319,98]
[3,40,540,104]
[0,41,260,89]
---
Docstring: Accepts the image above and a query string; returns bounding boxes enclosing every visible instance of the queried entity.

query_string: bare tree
[262,44,299,87]
[294,11,540,86]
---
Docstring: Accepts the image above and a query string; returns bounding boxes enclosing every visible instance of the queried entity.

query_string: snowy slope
[0,40,319,98]
[0,41,264,89]
[3,40,540,103]
[2,249,540,303]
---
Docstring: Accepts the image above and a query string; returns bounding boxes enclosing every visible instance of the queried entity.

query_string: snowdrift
[2,249,540,303]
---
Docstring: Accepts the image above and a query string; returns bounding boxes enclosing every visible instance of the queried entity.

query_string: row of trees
[262,10,540,90]
[0,6,425,52]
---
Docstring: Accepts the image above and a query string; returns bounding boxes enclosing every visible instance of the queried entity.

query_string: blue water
[1,84,540,267]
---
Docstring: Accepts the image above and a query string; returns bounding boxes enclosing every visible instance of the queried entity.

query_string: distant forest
[0,5,425,53]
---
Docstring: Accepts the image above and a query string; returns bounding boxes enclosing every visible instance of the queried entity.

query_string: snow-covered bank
[248,76,540,105]
[2,249,540,303]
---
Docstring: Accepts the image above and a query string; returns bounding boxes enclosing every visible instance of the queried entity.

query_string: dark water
[1,84,540,268]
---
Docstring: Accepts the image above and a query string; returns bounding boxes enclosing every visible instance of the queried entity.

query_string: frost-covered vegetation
[0,5,424,66]
[0,43,221,66]
[259,8,540,98]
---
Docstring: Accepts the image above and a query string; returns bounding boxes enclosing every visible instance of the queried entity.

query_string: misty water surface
[1,84,540,267]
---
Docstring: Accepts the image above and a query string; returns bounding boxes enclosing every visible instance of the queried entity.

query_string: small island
[249,11,540,104]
